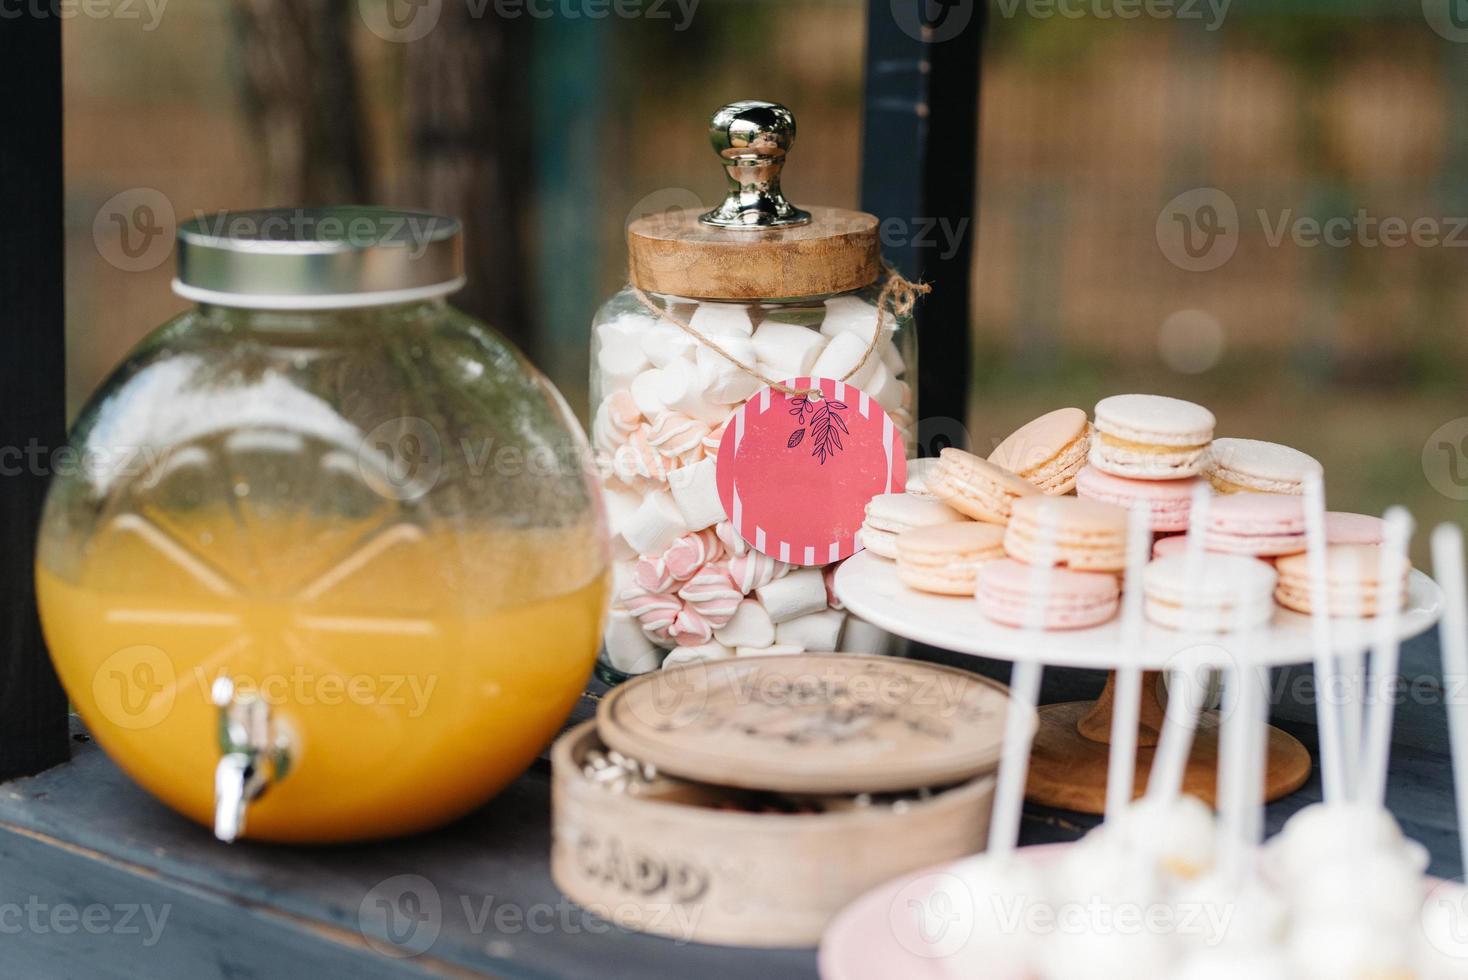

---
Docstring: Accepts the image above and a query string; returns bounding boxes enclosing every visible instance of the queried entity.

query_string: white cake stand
[834,552,1445,812]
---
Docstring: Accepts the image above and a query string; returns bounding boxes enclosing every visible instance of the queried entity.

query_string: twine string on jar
[629,261,930,400]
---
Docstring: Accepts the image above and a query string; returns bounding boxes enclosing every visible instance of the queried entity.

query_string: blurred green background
[66,0,1467,562]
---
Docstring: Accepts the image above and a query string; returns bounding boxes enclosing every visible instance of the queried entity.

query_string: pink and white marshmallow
[728,552,791,595]
[676,565,742,629]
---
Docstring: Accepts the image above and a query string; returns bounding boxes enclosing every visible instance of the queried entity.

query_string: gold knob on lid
[699,101,812,229]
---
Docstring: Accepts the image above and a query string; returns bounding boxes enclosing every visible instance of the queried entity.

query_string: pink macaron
[1075,465,1199,533]
[1205,493,1307,557]
[1152,534,1188,559]
[1326,511,1385,545]
[976,558,1120,630]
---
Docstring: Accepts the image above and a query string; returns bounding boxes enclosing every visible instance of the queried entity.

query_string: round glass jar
[591,103,918,679]
[36,208,608,843]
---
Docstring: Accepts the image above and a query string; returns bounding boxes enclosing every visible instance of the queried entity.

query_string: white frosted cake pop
[1265,802,1411,882]
[1173,949,1292,980]
[1288,848,1426,930]
[935,855,1047,980]
[1285,916,1416,980]
[1169,869,1288,952]
[1097,794,1217,881]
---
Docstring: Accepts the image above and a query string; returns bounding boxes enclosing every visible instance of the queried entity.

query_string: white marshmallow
[621,490,686,556]
[774,609,845,651]
[880,337,906,376]
[595,315,656,386]
[738,643,805,657]
[610,536,637,561]
[863,362,906,414]
[654,359,724,425]
[714,599,776,648]
[821,295,888,345]
[602,487,644,554]
[809,329,878,388]
[638,322,699,368]
[755,566,829,624]
[604,610,664,674]
[609,560,640,606]
[663,641,734,668]
[697,344,765,405]
[667,457,726,531]
[597,340,651,391]
[840,615,894,656]
[750,321,828,380]
[630,368,668,418]
[687,302,754,338]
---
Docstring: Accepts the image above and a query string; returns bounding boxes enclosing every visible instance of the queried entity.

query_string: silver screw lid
[172,206,466,310]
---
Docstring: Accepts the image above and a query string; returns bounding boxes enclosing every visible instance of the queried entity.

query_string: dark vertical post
[0,12,70,779]
[860,0,984,452]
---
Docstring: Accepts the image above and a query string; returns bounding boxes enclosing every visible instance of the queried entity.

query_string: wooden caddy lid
[627,101,880,300]
[596,654,1024,795]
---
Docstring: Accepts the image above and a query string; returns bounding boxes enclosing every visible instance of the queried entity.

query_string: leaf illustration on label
[787,428,806,449]
[809,400,850,465]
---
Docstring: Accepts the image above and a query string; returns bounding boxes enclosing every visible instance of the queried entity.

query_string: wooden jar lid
[596,654,1024,795]
[627,100,881,300]
[628,206,880,300]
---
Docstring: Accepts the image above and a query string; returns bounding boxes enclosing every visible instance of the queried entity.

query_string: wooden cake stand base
[1025,671,1312,814]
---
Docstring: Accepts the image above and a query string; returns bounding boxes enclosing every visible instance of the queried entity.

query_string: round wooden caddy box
[550,654,1027,948]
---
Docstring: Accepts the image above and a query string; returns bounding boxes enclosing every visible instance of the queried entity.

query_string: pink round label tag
[716,377,907,566]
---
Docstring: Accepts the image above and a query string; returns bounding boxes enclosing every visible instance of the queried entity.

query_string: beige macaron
[897,521,1008,596]
[988,407,1092,495]
[1205,437,1322,495]
[1089,394,1215,480]
[928,448,1041,524]
[1003,496,1128,572]
[1275,544,1410,617]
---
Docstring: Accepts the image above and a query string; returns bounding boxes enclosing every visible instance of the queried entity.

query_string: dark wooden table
[0,632,1459,979]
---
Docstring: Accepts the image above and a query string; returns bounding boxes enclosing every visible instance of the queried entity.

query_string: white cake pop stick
[1303,471,1348,805]
[1146,483,1213,805]
[1218,601,1269,876]
[1105,502,1152,822]
[988,503,1057,861]
[1360,507,1414,809]
[1431,523,1468,877]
